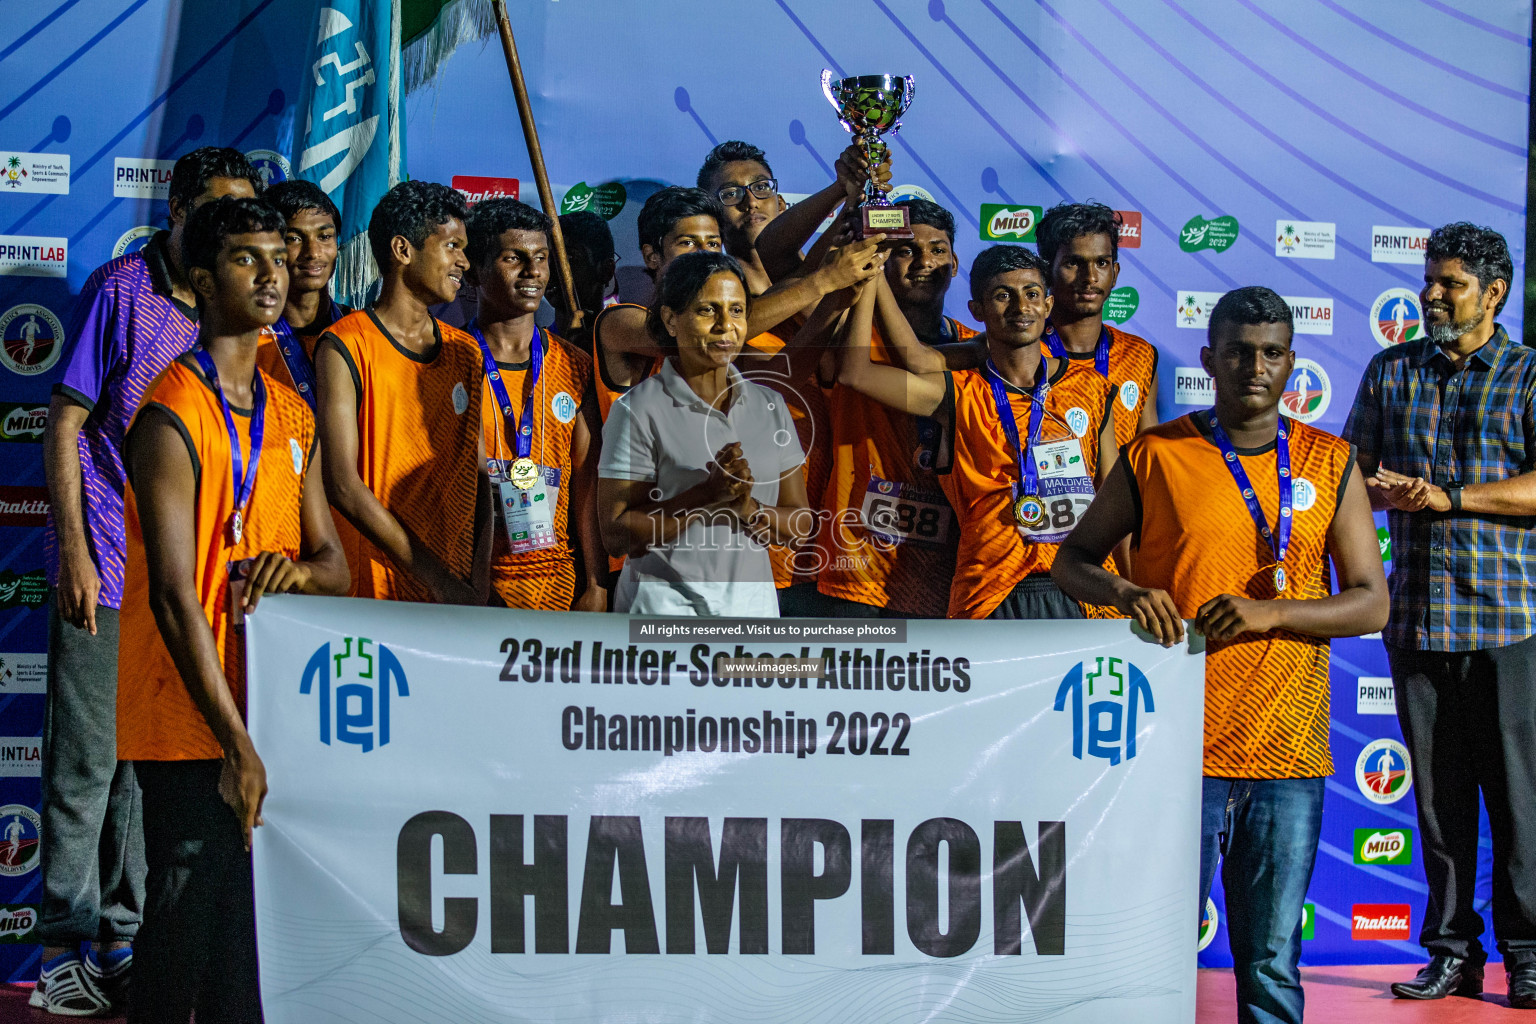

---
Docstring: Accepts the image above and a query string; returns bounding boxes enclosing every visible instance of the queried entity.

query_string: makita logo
[0,487,46,526]
[0,499,44,516]
[1351,903,1411,940]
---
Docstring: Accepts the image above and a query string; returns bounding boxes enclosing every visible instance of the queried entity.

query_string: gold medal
[510,457,540,490]
[1013,494,1047,528]
[1274,565,1288,593]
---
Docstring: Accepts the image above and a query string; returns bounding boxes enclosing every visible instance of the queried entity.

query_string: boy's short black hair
[466,198,553,269]
[183,196,286,274]
[696,140,773,191]
[263,179,341,232]
[969,245,1049,303]
[1036,202,1120,268]
[168,147,262,211]
[1208,286,1294,345]
[636,187,725,256]
[896,197,955,244]
[367,180,469,269]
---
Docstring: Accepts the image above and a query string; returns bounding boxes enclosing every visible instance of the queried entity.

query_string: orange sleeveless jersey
[817,319,976,616]
[592,303,661,423]
[1124,413,1354,778]
[118,358,314,760]
[481,329,593,610]
[323,309,483,602]
[940,359,1115,619]
[255,304,353,399]
[1055,323,1159,449]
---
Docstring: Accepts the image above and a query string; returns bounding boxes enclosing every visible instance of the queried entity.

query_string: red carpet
[0,967,1526,1021]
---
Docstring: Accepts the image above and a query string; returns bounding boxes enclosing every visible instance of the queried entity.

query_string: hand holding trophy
[820,70,916,238]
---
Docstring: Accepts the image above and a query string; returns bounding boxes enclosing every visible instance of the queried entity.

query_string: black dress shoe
[1391,955,1484,999]
[1508,961,1536,1009]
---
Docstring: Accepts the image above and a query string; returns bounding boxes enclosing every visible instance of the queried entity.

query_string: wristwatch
[1447,485,1463,512]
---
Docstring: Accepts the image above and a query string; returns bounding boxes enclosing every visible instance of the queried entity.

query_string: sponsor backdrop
[0,0,1527,981]
[248,598,1205,1022]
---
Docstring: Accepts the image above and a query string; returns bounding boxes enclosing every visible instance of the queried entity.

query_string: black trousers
[131,760,262,1023]
[1388,634,1536,965]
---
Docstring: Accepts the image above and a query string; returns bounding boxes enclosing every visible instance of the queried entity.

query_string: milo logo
[0,404,46,442]
[1353,827,1413,865]
[979,203,1042,242]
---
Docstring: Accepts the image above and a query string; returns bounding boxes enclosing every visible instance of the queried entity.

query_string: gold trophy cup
[820,70,916,238]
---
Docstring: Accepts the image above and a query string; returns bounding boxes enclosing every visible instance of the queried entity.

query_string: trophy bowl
[821,70,916,238]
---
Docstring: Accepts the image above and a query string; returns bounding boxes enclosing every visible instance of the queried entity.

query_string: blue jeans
[1199,777,1325,1024]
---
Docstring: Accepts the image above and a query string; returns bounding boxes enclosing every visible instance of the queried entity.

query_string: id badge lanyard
[985,360,1050,528]
[1043,322,1110,379]
[270,299,342,410]
[470,320,544,489]
[1210,415,1293,592]
[192,346,265,545]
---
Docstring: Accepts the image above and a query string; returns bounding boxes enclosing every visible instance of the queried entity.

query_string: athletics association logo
[0,304,63,376]
[1356,738,1412,804]
[1371,289,1422,347]
[1197,897,1219,952]
[113,225,157,259]
[0,805,40,877]
[1054,656,1154,765]
[246,149,291,188]
[1280,358,1330,423]
[299,637,409,752]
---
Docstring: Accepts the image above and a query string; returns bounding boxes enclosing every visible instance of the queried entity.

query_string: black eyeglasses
[716,178,779,206]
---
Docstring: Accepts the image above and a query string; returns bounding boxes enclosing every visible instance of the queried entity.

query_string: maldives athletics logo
[1371,288,1422,348]
[1197,897,1219,951]
[1356,738,1412,804]
[0,304,63,376]
[0,805,40,877]
[1280,358,1330,423]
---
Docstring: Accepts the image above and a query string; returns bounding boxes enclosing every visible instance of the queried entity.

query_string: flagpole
[490,0,582,330]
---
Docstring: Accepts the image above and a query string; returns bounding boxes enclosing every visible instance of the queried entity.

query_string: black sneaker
[28,953,111,1016]
[84,946,131,1010]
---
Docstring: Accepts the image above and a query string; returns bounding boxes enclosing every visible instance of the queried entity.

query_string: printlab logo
[1176,291,1222,329]
[0,304,64,376]
[1280,358,1330,423]
[1356,738,1412,804]
[1357,675,1395,715]
[246,149,290,188]
[0,904,37,943]
[0,403,47,442]
[1174,366,1214,406]
[300,637,409,752]
[1352,903,1410,941]
[0,235,67,278]
[979,204,1042,242]
[1053,656,1154,765]
[0,805,40,877]
[1179,214,1239,253]
[1354,827,1413,865]
[1371,226,1430,265]
[1197,897,1219,952]
[1371,289,1421,347]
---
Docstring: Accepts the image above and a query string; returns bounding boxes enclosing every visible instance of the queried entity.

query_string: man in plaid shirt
[1345,222,1536,1008]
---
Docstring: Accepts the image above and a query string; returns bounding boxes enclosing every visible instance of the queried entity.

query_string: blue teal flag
[294,2,404,304]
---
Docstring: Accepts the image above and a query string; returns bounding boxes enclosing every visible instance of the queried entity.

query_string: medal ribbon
[1043,322,1110,378]
[1209,415,1292,576]
[986,360,1049,498]
[192,346,265,545]
[469,320,544,462]
[270,299,342,410]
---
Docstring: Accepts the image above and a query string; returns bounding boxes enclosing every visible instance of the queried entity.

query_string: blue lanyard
[985,360,1049,497]
[1209,415,1293,590]
[469,320,543,460]
[192,346,265,545]
[1043,321,1110,378]
[270,299,342,410]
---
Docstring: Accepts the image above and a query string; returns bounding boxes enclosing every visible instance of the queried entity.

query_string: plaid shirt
[1344,325,1536,652]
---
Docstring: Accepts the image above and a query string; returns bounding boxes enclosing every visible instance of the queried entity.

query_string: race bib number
[1015,475,1095,544]
[494,465,561,554]
[861,476,953,548]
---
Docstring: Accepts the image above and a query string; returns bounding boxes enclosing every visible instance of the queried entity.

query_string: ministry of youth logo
[300,637,409,752]
[1054,656,1154,765]
[1356,738,1411,805]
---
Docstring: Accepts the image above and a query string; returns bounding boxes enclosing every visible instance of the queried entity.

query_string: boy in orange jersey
[838,244,1117,619]
[117,197,350,1021]
[464,197,606,612]
[315,180,491,604]
[1052,287,1388,1024]
[254,180,350,407]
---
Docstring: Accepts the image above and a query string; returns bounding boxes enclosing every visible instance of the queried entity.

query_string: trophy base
[861,205,913,239]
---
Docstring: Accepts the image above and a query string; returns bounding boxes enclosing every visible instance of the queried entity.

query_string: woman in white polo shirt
[597,251,811,615]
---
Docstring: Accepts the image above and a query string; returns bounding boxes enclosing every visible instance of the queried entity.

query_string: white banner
[248,596,1206,1023]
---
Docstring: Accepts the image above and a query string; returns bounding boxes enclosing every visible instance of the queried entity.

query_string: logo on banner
[1356,738,1412,804]
[980,204,1042,242]
[888,184,935,204]
[0,486,48,526]
[1355,827,1413,865]
[1179,214,1239,253]
[1280,358,1330,423]
[1352,904,1410,941]
[452,175,520,207]
[0,304,64,376]
[0,654,46,693]
[1285,297,1334,335]
[0,739,39,777]
[0,235,67,278]
[1103,286,1138,324]
[1301,903,1315,940]
[1357,676,1395,715]
[1115,210,1142,248]
[0,403,47,442]
[1054,657,1154,765]
[1371,226,1430,265]
[299,637,410,752]
[0,904,37,943]
[0,805,40,877]
[2,153,70,195]
[113,225,158,259]
[1197,897,1219,951]
[113,158,175,199]
[1275,220,1335,259]
[1176,291,1222,328]
[1378,527,1392,562]
[246,149,291,188]
[0,570,47,610]
[1174,366,1214,405]
[561,181,627,220]
[1371,289,1422,347]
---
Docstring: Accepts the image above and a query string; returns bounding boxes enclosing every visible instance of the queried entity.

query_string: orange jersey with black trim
[118,357,314,760]
[322,309,483,602]
[480,329,593,610]
[1054,322,1159,451]
[592,303,661,423]
[1124,413,1354,778]
[939,359,1115,619]
[256,303,354,401]
[818,318,976,616]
